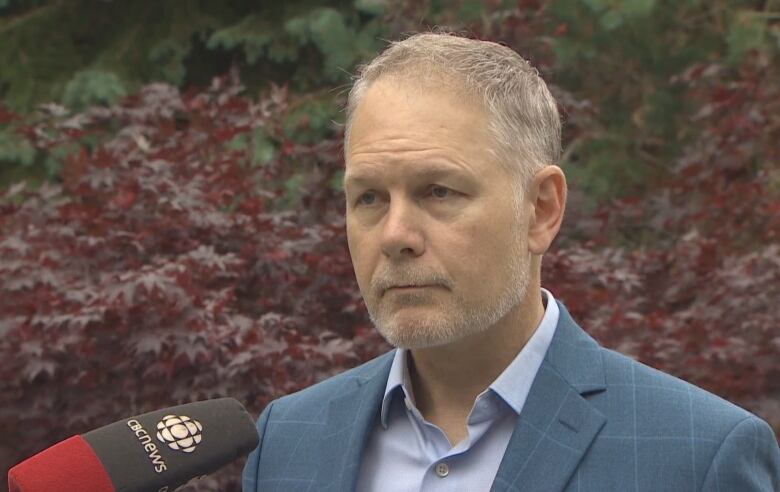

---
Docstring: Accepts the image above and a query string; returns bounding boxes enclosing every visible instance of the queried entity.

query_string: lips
[388,285,431,291]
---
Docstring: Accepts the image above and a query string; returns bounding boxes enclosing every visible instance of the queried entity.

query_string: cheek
[435,221,493,275]
[346,231,374,287]
[346,219,366,260]
[451,214,517,279]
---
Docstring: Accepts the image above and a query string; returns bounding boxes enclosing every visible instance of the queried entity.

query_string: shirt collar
[380,345,413,429]
[379,288,560,428]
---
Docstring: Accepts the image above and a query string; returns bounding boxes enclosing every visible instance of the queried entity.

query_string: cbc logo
[156,415,203,453]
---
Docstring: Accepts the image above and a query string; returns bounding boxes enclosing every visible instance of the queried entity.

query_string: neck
[407,287,547,420]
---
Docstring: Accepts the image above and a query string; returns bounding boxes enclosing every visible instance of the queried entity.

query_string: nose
[380,197,425,259]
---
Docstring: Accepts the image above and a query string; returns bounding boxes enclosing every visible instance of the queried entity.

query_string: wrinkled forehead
[342,86,507,196]
[346,76,488,153]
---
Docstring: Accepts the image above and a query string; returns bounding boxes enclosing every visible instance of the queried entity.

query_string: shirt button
[435,462,450,478]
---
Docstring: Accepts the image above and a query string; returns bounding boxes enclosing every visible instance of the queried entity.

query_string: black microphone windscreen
[81,397,259,492]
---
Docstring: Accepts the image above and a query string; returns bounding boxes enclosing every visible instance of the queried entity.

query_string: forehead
[343,157,477,189]
[344,79,494,187]
[347,77,484,143]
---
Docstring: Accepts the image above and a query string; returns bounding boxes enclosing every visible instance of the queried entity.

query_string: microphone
[8,397,259,492]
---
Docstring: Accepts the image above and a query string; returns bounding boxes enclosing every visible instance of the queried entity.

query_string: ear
[526,166,567,255]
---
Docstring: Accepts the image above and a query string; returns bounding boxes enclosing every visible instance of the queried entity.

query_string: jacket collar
[490,300,607,492]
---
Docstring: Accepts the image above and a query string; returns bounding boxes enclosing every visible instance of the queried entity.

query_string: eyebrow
[342,163,473,190]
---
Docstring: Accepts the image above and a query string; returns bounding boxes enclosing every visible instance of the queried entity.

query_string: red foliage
[545,50,780,432]
[0,73,389,489]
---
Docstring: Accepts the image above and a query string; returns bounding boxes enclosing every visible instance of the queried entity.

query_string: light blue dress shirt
[355,288,560,492]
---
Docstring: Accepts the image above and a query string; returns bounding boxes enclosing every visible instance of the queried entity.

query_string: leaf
[329,169,345,192]
[62,69,128,110]
[458,0,484,22]
[0,316,23,337]
[280,174,305,209]
[354,0,385,15]
[599,10,624,31]
[0,129,36,166]
[314,332,354,360]
[2,181,26,199]
[23,359,57,382]
[0,235,31,255]
[622,0,656,17]
[206,15,277,65]
[186,245,242,272]
[147,38,191,86]
[582,0,609,13]
[131,331,167,356]
[250,127,277,167]
[726,11,767,62]
[137,268,185,298]
[307,8,358,81]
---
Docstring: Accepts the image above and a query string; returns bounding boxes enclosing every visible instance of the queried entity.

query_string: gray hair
[343,31,561,206]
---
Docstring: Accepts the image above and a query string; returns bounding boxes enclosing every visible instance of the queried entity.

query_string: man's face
[344,77,532,349]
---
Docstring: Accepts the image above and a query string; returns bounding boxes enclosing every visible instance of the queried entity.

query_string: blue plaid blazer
[242,300,780,491]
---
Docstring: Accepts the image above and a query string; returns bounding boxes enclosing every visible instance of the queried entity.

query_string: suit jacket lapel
[491,301,608,492]
[314,351,393,492]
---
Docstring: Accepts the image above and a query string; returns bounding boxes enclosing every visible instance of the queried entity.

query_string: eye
[354,186,455,207]
[430,186,451,199]
[356,191,377,206]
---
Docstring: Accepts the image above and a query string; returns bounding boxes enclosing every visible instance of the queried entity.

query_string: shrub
[0,72,387,490]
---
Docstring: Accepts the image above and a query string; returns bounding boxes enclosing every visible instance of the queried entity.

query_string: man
[242,32,780,491]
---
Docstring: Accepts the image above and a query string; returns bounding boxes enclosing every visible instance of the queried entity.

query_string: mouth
[387,285,433,293]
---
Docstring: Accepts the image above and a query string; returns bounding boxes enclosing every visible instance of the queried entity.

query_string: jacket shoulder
[583,346,780,490]
[598,346,754,434]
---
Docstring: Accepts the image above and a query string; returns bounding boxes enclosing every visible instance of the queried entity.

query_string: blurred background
[1,0,778,490]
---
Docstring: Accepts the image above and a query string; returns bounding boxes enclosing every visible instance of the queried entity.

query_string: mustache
[375,271,450,292]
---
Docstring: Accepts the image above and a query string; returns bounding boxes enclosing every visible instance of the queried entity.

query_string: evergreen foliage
[0,0,386,186]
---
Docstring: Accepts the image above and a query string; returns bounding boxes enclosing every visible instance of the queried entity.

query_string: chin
[383,334,457,350]
[376,320,472,350]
